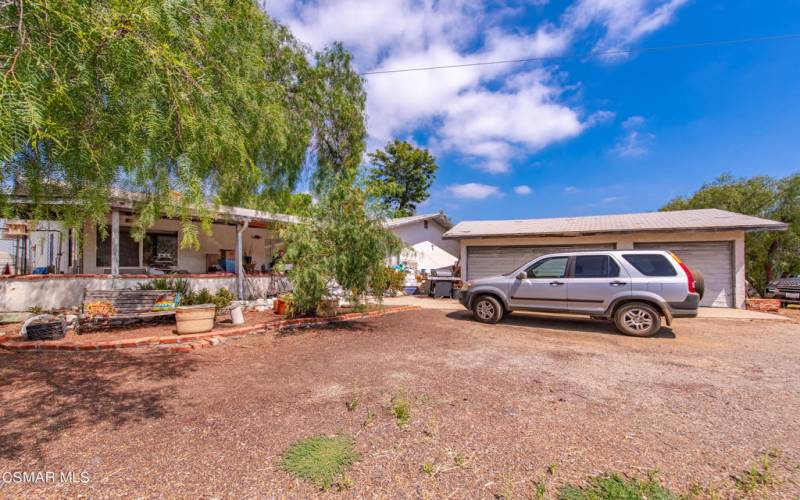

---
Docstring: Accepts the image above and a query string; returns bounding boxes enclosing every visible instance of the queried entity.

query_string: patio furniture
[79,289,178,332]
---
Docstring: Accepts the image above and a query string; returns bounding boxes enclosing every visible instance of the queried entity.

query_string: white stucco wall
[390,220,460,272]
[0,274,284,311]
[83,215,281,274]
[456,230,746,308]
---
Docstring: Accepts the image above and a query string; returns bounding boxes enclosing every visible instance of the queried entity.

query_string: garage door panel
[466,244,615,281]
[633,242,733,307]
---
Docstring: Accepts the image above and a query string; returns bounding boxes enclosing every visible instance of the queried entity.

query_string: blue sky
[267,1,800,222]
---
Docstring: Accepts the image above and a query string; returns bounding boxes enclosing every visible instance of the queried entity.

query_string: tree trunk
[764,237,780,284]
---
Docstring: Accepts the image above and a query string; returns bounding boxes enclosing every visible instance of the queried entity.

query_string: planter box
[175,304,216,334]
[746,298,781,313]
[26,319,66,341]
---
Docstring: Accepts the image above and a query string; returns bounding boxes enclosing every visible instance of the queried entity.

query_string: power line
[360,33,800,76]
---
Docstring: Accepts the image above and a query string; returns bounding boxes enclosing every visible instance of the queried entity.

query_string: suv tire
[472,295,503,324]
[613,302,661,337]
[692,268,705,300]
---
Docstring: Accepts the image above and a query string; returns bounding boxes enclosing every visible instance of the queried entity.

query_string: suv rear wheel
[613,302,661,337]
[472,295,503,324]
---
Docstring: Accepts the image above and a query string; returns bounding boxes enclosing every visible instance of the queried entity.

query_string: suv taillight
[670,252,696,294]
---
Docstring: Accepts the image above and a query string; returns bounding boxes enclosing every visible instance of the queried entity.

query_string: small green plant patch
[391,390,411,427]
[734,451,775,495]
[280,435,360,490]
[558,472,678,500]
[345,383,360,412]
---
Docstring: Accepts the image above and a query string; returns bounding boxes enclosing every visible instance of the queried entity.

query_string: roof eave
[442,224,789,240]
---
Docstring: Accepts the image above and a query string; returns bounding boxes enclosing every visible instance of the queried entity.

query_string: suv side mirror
[516,272,527,280]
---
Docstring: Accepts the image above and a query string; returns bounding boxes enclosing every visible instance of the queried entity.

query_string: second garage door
[633,241,734,307]
[466,244,616,280]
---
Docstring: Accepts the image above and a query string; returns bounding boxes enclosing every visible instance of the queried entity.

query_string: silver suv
[458,250,703,337]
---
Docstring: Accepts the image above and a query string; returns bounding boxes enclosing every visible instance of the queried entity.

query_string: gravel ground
[1,309,799,498]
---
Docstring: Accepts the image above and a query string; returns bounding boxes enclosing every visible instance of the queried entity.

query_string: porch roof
[107,189,299,225]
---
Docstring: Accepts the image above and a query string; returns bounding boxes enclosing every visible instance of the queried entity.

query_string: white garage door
[633,241,734,307]
[466,244,616,280]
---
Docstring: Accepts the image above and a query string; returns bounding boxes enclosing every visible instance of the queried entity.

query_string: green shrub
[137,278,192,297]
[182,288,213,306]
[370,267,406,296]
[280,180,403,316]
[211,287,234,314]
[280,435,360,490]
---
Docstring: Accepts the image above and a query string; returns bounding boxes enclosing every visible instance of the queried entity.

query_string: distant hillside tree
[661,173,800,291]
[367,140,437,217]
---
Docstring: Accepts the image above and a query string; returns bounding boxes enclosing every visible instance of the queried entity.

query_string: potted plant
[175,288,216,334]
[274,293,294,316]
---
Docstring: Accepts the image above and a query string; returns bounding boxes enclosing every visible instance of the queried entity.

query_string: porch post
[235,220,250,300]
[111,208,120,276]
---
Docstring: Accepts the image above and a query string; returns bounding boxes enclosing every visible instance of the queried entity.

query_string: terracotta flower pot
[175,304,216,335]
[274,297,293,316]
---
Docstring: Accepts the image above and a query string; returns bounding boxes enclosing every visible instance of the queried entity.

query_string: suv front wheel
[613,302,662,337]
[472,295,503,324]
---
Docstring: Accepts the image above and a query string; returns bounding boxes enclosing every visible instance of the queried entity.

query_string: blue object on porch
[219,259,236,273]
[32,267,49,274]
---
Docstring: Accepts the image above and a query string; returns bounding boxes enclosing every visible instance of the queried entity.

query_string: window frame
[621,253,678,277]
[96,226,141,268]
[568,254,622,279]
[525,256,570,279]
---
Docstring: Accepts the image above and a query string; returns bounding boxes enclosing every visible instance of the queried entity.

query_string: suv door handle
[609,280,627,286]
[549,281,564,286]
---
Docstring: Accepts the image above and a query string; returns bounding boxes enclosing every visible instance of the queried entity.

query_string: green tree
[280,176,402,315]
[0,1,365,246]
[367,139,437,217]
[661,173,800,291]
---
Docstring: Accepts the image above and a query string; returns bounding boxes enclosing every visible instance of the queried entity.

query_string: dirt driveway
[1,310,799,497]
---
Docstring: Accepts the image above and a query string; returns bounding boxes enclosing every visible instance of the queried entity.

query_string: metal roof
[386,211,454,230]
[443,208,788,239]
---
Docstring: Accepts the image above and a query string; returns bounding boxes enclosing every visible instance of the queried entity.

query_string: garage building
[443,208,787,308]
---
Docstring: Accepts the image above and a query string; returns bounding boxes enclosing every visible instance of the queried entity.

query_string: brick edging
[0,306,420,353]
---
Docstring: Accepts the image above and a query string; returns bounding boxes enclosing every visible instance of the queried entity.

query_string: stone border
[0,306,419,353]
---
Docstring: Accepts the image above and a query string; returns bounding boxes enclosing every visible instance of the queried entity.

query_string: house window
[96,227,140,267]
[143,231,178,267]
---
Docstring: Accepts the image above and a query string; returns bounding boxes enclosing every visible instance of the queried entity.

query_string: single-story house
[386,212,460,273]
[0,192,459,310]
[443,208,788,308]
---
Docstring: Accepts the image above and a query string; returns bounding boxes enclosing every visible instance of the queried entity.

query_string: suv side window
[573,255,620,278]
[622,254,677,276]
[526,256,569,278]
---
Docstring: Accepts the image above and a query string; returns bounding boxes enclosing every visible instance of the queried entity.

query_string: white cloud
[612,114,653,157]
[447,183,503,200]
[563,0,688,55]
[622,115,645,129]
[514,185,533,195]
[564,186,580,193]
[265,0,687,172]
[601,196,622,203]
